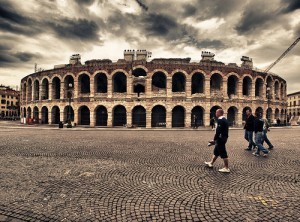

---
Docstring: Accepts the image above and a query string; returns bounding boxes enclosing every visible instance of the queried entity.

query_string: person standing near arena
[244,108,256,151]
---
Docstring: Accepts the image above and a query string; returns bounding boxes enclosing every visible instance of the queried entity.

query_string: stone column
[237,80,242,98]
[186,78,191,98]
[74,80,79,99]
[167,77,172,97]
[107,111,113,127]
[237,109,243,127]
[127,76,132,98]
[251,81,255,99]
[90,109,95,127]
[146,77,151,98]
[166,108,172,128]
[107,77,112,98]
[204,111,210,127]
[39,83,42,101]
[73,107,78,126]
[48,108,52,125]
[146,110,151,128]
[48,83,52,100]
[186,111,191,128]
[60,82,64,100]
[90,76,95,99]
[205,78,210,97]
[127,110,132,126]
[222,80,228,99]
[38,109,42,124]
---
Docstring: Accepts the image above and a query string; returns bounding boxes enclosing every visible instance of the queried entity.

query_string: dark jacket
[254,117,264,133]
[214,117,229,142]
[244,114,255,131]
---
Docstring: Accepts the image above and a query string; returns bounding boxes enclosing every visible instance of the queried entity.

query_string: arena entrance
[79,106,90,125]
[113,105,126,126]
[63,106,74,123]
[95,106,108,126]
[51,106,60,124]
[132,106,146,127]
[210,106,222,119]
[172,106,185,127]
[191,106,204,127]
[227,106,238,126]
[41,106,48,124]
[151,105,166,127]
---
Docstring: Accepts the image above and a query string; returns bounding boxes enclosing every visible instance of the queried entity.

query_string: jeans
[262,129,273,148]
[255,132,269,154]
[244,130,256,149]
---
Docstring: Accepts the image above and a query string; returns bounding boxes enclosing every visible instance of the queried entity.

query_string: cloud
[281,0,300,13]
[75,0,95,6]
[0,49,40,67]
[143,13,178,36]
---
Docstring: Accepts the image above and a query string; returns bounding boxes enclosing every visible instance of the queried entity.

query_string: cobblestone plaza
[0,124,299,221]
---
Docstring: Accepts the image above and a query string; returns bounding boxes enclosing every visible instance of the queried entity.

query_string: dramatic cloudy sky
[0,0,299,93]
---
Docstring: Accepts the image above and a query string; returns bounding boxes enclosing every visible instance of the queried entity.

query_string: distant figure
[193,115,198,129]
[205,109,230,173]
[210,118,215,130]
[253,112,270,157]
[244,108,256,151]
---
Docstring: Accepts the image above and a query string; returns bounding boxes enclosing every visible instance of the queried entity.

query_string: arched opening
[210,73,222,94]
[266,108,272,121]
[27,107,32,119]
[64,75,74,98]
[266,76,273,99]
[172,73,185,92]
[191,73,204,94]
[79,106,90,125]
[152,72,166,92]
[113,105,127,126]
[242,106,251,121]
[79,74,90,94]
[172,106,185,127]
[210,105,222,119]
[280,83,284,100]
[133,84,145,96]
[33,106,39,122]
[63,106,74,123]
[191,106,204,127]
[33,80,39,101]
[132,106,146,127]
[255,78,263,97]
[41,106,48,124]
[113,72,127,93]
[95,106,108,126]
[227,106,238,126]
[243,76,252,96]
[22,83,26,101]
[27,79,32,101]
[132,68,147,77]
[280,109,284,120]
[255,107,263,116]
[151,105,166,127]
[52,77,61,100]
[23,107,26,118]
[275,108,280,119]
[95,73,107,93]
[41,79,49,100]
[274,81,279,99]
[227,75,238,97]
[51,106,60,124]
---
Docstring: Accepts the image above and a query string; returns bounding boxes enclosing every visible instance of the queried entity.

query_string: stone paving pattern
[0,125,299,221]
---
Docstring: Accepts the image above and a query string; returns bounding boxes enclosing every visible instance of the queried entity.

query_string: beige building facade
[287,91,300,124]
[20,51,288,128]
[0,85,20,119]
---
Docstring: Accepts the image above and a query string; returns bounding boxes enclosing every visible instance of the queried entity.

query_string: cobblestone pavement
[0,125,299,221]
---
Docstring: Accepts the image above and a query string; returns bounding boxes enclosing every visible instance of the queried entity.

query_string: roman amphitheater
[20,50,287,128]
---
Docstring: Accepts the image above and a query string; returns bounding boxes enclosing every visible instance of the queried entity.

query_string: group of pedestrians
[244,108,274,157]
[204,108,275,173]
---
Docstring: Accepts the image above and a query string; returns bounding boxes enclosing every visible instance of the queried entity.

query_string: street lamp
[67,83,73,128]
[266,87,271,123]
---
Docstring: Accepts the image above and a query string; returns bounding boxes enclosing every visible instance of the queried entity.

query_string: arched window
[113,72,127,93]
[242,76,252,96]
[172,72,185,92]
[113,105,127,126]
[227,75,238,97]
[79,74,90,94]
[152,72,166,92]
[41,79,49,100]
[191,73,204,94]
[95,73,107,93]
[79,106,90,125]
[95,106,108,126]
[52,77,61,99]
[210,74,222,94]
[132,106,146,127]
[151,105,166,127]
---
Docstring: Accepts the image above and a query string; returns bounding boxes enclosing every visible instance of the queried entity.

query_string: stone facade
[20,52,288,128]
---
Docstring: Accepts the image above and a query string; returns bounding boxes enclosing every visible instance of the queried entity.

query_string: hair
[255,111,262,118]
[246,108,252,113]
[216,109,224,115]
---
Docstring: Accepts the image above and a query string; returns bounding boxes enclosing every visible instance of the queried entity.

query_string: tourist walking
[253,112,270,157]
[262,118,274,149]
[205,109,230,173]
[244,108,256,151]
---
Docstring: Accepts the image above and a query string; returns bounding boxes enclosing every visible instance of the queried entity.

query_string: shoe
[253,146,258,150]
[245,148,252,151]
[268,146,274,150]
[204,161,213,168]
[263,151,270,157]
[218,168,230,173]
[252,152,259,157]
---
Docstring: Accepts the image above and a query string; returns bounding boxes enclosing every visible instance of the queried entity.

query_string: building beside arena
[287,91,300,125]
[20,50,287,128]
[0,85,20,119]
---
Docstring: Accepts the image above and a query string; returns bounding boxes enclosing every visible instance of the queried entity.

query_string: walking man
[244,108,256,151]
[205,109,230,173]
[262,118,274,149]
[253,112,270,157]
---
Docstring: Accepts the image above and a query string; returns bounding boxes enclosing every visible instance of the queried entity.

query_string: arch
[52,77,61,99]
[63,105,74,123]
[151,105,166,127]
[133,84,145,95]
[152,72,166,91]
[78,73,90,94]
[172,106,185,127]
[172,72,185,92]
[33,106,39,122]
[191,73,204,94]
[27,78,32,101]
[266,76,273,99]
[132,105,146,127]
[210,73,222,94]
[242,76,252,96]
[94,73,108,93]
[27,107,32,118]
[255,78,264,97]
[132,68,147,77]
[191,106,204,127]
[51,106,60,124]
[23,107,26,118]
[255,107,264,116]
[41,78,49,100]
[64,75,74,98]
[78,105,90,125]
[95,105,108,126]
[210,105,222,119]
[33,80,40,101]
[41,106,49,124]
[280,83,284,100]
[227,75,238,97]
[113,105,127,126]
[227,106,238,126]
[275,108,280,119]
[242,106,252,121]
[113,72,127,93]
